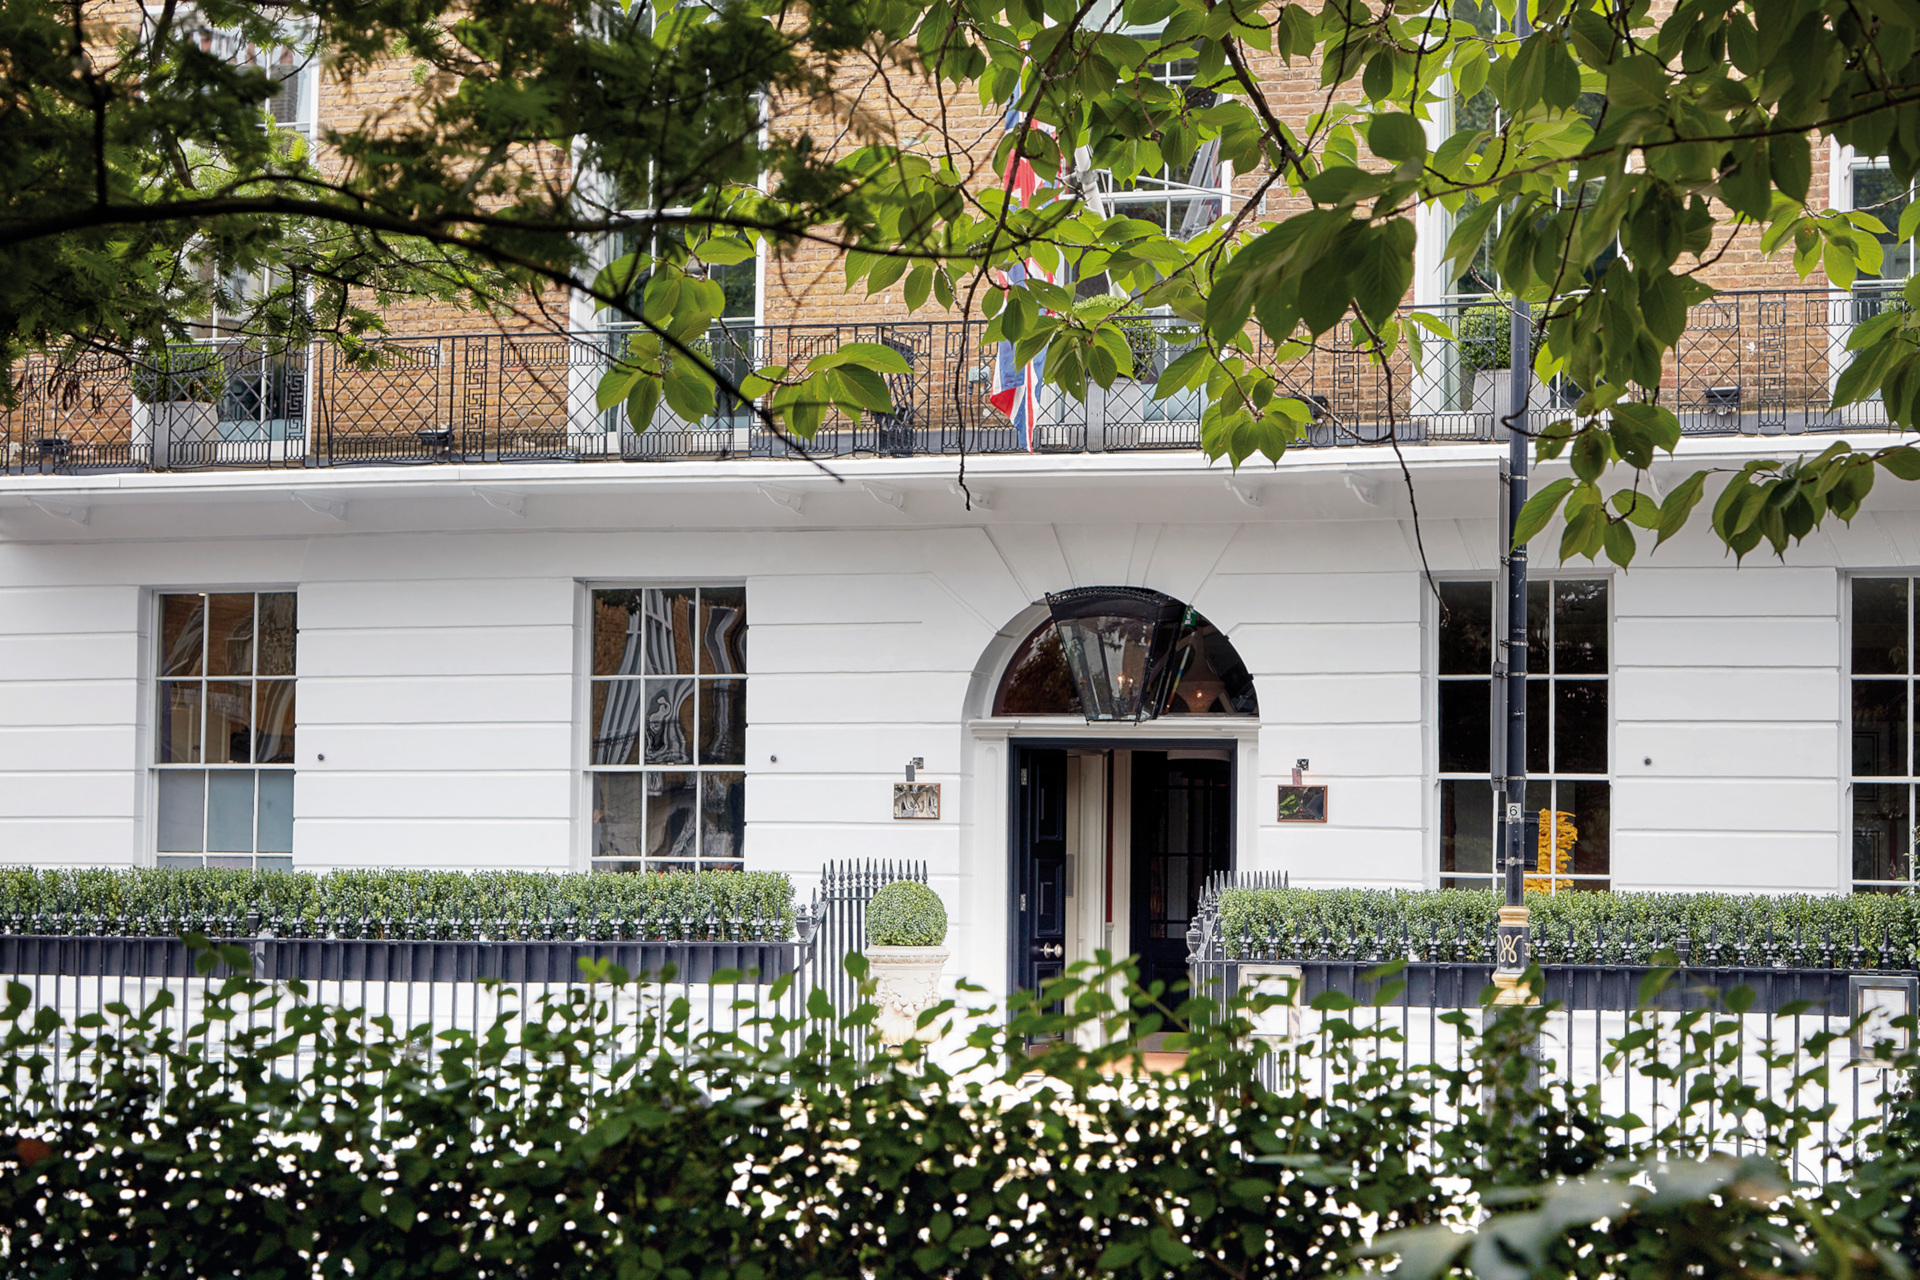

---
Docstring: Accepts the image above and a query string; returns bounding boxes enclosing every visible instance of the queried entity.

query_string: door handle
[1032,943,1064,960]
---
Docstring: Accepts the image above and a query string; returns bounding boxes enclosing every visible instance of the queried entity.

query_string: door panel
[1130,752,1232,1004]
[1011,747,1069,1001]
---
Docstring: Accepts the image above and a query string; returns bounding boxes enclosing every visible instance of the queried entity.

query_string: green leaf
[1571,429,1610,483]
[624,379,663,433]
[1769,132,1811,205]
[1368,113,1426,162]
[1351,219,1416,329]
[662,361,717,422]
[1513,477,1575,546]
[1603,519,1636,567]
[1878,445,1920,481]
[832,364,895,413]
[1096,1243,1144,1270]
[693,236,755,265]
[810,341,913,375]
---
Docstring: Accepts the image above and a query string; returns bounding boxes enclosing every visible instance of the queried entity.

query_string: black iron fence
[1184,872,1917,1183]
[0,858,926,1071]
[4,288,1906,475]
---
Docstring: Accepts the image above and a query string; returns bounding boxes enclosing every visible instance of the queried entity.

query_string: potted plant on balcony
[132,344,222,467]
[864,880,948,1045]
[1460,301,1553,437]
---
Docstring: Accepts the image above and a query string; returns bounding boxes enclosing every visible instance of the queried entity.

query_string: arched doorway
[978,589,1259,1002]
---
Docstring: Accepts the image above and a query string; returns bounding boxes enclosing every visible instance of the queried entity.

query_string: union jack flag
[990,106,1052,450]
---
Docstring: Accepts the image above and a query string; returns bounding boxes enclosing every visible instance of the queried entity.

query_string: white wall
[1,441,1913,994]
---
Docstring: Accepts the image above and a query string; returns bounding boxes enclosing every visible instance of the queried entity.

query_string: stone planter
[134,400,219,469]
[866,944,949,1044]
[1468,367,1556,440]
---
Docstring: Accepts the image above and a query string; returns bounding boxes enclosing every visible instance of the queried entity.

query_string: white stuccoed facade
[0,436,1900,1002]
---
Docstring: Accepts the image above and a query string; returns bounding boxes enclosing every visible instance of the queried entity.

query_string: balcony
[1,289,1907,476]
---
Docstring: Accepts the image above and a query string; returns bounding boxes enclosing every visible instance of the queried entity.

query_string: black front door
[1011,747,1069,1000]
[1130,752,1232,1001]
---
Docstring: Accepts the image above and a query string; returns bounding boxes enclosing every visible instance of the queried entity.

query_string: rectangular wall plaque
[893,782,941,820]
[1276,784,1327,823]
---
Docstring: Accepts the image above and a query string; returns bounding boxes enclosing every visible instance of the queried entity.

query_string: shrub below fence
[1218,887,1920,967]
[0,953,1915,1278]
[0,868,797,940]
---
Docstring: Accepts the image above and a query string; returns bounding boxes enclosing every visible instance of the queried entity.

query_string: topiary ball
[866,880,947,947]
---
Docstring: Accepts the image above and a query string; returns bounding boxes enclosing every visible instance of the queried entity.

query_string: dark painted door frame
[1007,736,1239,999]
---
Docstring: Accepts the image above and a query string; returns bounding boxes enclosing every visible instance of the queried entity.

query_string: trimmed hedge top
[866,880,947,947]
[1217,887,1920,969]
[0,868,796,941]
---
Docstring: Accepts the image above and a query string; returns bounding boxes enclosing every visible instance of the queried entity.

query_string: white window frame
[148,588,299,870]
[1843,572,1920,893]
[1430,573,1613,892]
[579,582,749,874]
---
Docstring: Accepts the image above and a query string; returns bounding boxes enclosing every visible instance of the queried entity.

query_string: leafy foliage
[0,951,1914,1278]
[1218,887,1920,967]
[13,0,1920,541]
[0,867,794,940]
[866,879,948,946]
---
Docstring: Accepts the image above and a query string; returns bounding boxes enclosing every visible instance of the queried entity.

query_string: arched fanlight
[1043,587,1189,722]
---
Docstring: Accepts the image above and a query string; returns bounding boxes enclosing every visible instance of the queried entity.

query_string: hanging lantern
[1043,587,1188,722]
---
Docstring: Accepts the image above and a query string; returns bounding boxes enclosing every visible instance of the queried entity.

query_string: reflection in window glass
[1437,579,1609,891]
[589,587,748,872]
[1851,578,1920,890]
[153,591,297,869]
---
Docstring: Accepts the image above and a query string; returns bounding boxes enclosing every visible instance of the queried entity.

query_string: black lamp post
[1492,0,1536,1010]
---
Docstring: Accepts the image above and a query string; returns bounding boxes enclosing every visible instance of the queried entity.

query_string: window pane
[157,855,203,869]
[1526,678,1548,774]
[592,590,646,676]
[1564,779,1611,879]
[207,771,256,853]
[1553,580,1607,674]
[257,770,294,853]
[206,855,254,870]
[1555,680,1608,774]
[642,678,695,765]
[257,592,297,675]
[1853,578,1910,675]
[699,679,746,765]
[206,680,254,764]
[645,771,699,862]
[157,770,207,853]
[1855,166,1914,280]
[591,860,652,875]
[643,587,698,675]
[1854,782,1912,883]
[701,771,746,868]
[1527,580,1549,673]
[698,587,748,674]
[255,856,294,874]
[158,680,203,763]
[206,594,256,676]
[1438,680,1491,773]
[1437,581,1493,675]
[160,595,206,677]
[589,679,642,766]
[1853,680,1908,777]
[256,681,295,763]
[592,773,645,861]
[1440,780,1494,881]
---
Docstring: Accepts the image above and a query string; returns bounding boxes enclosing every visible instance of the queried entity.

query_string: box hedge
[1217,887,1920,967]
[0,867,795,940]
[866,880,947,946]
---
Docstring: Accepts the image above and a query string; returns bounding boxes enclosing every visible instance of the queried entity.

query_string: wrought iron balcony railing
[1,289,1908,476]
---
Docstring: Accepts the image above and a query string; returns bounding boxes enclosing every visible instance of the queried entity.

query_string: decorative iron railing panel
[3,290,1911,476]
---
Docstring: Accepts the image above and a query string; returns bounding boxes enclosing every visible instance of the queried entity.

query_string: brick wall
[69,2,1862,430]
